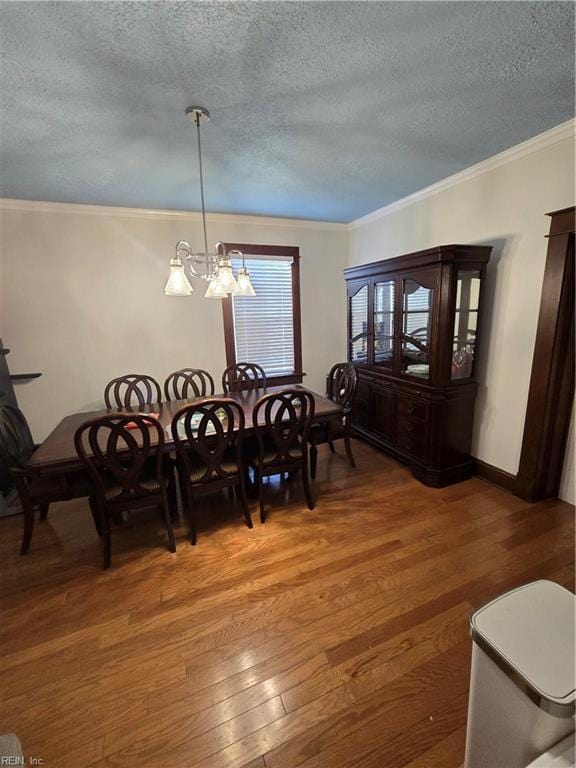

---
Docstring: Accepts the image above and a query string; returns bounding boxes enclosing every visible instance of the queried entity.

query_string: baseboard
[473,459,518,494]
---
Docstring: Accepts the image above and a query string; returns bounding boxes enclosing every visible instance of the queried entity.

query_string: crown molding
[348,118,575,230]
[0,198,347,231]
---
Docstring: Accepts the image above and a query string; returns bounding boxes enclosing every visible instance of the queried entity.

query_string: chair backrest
[104,375,162,409]
[164,369,215,401]
[74,413,164,504]
[252,389,315,466]
[222,363,267,393]
[171,398,244,484]
[327,363,358,414]
[0,404,34,471]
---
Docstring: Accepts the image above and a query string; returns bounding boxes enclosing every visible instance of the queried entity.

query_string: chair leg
[344,431,356,469]
[238,475,253,530]
[184,489,197,546]
[328,439,336,454]
[310,445,318,480]
[167,471,178,521]
[160,491,177,554]
[245,466,257,499]
[39,503,49,521]
[257,469,266,524]
[102,530,112,570]
[92,499,111,569]
[20,499,35,555]
[89,497,103,536]
[302,461,315,511]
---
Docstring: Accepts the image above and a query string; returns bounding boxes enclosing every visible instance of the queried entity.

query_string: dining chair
[248,389,315,523]
[74,413,176,569]
[104,374,162,409]
[171,399,252,544]
[222,362,267,393]
[164,369,215,401]
[0,403,90,555]
[308,362,358,478]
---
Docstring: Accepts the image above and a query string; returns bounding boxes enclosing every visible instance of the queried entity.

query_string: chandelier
[164,106,255,298]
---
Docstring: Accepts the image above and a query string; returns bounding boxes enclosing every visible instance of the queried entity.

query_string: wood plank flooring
[0,440,574,768]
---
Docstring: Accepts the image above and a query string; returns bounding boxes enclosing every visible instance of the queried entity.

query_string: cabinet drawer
[397,416,428,441]
[397,395,430,423]
[396,431,428,460]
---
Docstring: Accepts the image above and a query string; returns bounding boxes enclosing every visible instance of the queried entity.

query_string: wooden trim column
[516,206,575,502]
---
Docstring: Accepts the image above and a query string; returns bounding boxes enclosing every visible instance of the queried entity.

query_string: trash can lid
[471,580,575,717]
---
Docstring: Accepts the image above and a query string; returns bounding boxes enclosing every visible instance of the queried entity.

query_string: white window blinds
[231,257,295,377]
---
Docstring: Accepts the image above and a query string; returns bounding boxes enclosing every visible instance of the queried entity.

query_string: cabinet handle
[407,406,414,414]
[407,424,413,432]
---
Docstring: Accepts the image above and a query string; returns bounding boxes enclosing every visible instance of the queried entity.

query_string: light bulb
[204,275,227,299]
[216,258,240,294]
[236,267,256,296]
[164,257,193,296]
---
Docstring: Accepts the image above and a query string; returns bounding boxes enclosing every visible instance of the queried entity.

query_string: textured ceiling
[0,1,574,222]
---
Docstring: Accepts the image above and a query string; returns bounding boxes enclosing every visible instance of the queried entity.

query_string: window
[222,244,303,383]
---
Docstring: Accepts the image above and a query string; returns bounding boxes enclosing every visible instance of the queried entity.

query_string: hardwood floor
[0,440,574,768]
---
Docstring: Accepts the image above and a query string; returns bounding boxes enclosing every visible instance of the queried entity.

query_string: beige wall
[0,206,348,440]
[349,134,575,502]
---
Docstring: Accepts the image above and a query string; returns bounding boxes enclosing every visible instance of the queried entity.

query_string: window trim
[221,243,304,385]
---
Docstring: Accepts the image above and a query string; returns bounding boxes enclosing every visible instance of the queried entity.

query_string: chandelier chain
[195,112,209,255]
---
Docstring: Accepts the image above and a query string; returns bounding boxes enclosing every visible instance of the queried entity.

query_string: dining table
[29,385,343,485]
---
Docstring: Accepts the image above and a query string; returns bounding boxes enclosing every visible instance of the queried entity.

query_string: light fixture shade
[164,258,193,296]
[216,260,240,294]
[236,267,256,296]
[204,276,227,299]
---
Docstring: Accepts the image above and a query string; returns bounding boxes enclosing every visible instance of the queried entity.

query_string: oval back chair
[171,399,251,543]
[327,362,358,414]
[309,362,358,478]
[104,374,162,409]
[164,368,215,401]
[222,363,267,393]
[0,403,34,472]
[250,388,315,522]
[74,413,175,568]
[0,403,91,555]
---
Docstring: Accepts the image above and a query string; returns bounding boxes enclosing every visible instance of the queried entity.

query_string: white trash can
[464,580,575,768]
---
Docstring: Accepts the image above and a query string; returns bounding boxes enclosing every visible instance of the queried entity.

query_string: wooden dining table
[29,385,343,480]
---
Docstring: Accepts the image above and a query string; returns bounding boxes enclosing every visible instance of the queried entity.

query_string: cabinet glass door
[401,278,433,379]
[349,283,369,364]
[373,280,395,367]
[451,270,481,379]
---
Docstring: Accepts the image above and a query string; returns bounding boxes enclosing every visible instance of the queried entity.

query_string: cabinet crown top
[344,243,492,280]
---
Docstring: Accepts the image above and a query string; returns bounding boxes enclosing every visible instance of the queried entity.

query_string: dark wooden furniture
[104,374,162,409]
[517,207,575,502]
[171,399,252,544]
[0,340,42,496]
[309,362,358,478]
[344,244,492,487]
[248,389,315,522]
[28,385,341,486]
[0,404,90,554]
[222,363,267,393]
[164,369,215,401]
[74,413,176,568]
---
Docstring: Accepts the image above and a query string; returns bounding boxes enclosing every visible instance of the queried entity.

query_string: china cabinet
[344,244,492,486]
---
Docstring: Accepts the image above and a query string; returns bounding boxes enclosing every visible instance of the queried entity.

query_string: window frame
[221,243,304,386]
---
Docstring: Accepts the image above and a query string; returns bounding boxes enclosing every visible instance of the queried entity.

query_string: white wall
[349,131,575,499]
[0,205,348,439]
